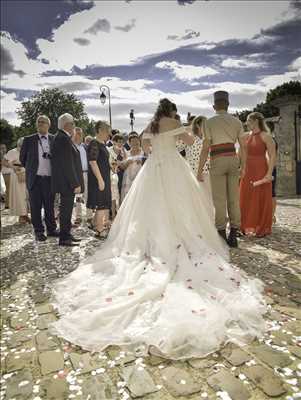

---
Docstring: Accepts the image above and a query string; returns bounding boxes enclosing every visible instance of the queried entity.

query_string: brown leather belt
[210,143,236,158]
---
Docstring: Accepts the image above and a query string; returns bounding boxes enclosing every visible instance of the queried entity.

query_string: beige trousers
[209,155,240,230]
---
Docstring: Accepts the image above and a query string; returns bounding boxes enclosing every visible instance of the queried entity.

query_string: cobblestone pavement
[1,198,301,400]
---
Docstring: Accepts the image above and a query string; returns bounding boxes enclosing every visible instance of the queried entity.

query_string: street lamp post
[129,109,135,131]
[99,85,112,127]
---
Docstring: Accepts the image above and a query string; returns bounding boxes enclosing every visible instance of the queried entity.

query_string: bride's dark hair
[150,98,177,134]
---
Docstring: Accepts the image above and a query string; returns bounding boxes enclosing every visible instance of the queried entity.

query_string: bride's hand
[197,171,205,182]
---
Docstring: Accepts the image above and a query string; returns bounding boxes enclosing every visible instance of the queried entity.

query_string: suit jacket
[51,130,84,195]
[20,133,54,190]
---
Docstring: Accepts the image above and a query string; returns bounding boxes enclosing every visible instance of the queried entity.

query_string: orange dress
[240,131,272,237]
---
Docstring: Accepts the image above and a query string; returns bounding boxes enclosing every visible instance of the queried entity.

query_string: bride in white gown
[50,99,266,360]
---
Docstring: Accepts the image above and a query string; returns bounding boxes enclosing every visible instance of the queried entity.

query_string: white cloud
[0,90,22,125]
[33,0,290,70]
[155,61,219,83]
[1,32,48,75]
[290,56,301,75]
[221,57,266,69]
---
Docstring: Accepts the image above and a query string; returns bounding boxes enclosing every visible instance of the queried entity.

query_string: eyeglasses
[38,120,49,125]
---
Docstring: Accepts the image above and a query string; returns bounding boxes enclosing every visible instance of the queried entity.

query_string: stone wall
[270,95,301,196]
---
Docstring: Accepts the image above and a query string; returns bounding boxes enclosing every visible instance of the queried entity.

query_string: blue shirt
[76,143,88,172]
[37,134,51,176]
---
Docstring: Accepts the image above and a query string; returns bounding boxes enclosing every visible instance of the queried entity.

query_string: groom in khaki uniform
[197,91,245,247]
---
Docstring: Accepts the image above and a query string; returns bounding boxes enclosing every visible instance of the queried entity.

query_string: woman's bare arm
[89,160,105,190]
[261,132,276,178]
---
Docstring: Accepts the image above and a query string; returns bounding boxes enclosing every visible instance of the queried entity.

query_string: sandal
[94,227,110,239]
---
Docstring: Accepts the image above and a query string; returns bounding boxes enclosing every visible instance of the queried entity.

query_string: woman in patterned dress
[177,116,214,219]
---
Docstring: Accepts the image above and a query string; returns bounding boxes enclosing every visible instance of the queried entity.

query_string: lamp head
[100,90,106,105]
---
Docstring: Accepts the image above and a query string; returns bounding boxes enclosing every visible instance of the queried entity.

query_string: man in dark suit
[51,113,84,246]
[20,115,58,241]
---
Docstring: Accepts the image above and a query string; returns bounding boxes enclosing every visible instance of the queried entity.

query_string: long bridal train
[49,127,266,360]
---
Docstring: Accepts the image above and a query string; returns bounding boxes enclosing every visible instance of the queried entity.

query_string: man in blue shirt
[72,127,93,225]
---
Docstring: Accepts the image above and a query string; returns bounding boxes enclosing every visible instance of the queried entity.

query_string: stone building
[268,95,301,196]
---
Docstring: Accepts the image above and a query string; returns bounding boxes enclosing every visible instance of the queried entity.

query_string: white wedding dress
[50,127,266,360]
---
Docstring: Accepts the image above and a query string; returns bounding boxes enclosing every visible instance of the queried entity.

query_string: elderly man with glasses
[51,113,84,246]
[20,115,58,240]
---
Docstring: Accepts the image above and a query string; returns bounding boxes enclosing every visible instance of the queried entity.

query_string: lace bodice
[143,127,186,158]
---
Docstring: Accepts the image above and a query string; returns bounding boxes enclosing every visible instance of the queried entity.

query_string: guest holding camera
[51,113,84,247]
[20,115,58,241]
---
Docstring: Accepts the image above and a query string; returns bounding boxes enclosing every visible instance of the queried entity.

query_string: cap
[214,91,229,102]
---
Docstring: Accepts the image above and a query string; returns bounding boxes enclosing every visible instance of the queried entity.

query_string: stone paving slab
[222,347,252,366]
[249,344,293,368]
[242,365,287,397]
[207,369,251,400]
[5,369,33,399]
[161,365,203,397]
[121,364,159,398]
[38,350,64,375]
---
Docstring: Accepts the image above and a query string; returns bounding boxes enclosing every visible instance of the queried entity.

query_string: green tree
[77,117,95,137]
[266,80,301,103]
[17,88,88,134]
[0,119,15,149]
[235,80,301,122]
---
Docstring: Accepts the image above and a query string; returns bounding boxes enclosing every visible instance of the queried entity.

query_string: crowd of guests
[0,114,145,245]
[0,90,277,247]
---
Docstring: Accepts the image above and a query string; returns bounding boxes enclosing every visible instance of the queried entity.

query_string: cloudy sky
[1,0,301,133]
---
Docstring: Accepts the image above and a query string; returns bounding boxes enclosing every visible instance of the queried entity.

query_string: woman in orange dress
[240,112,276,237]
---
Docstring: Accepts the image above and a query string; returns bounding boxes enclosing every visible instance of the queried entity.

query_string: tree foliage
[235,80,301,122]
[17,88,88,134]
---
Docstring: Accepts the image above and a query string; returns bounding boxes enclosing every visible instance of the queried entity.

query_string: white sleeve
[164,126,187,137]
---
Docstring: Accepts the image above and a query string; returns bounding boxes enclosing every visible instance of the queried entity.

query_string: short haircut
[36,114,51,126]
[58,113,74,130]
[112,134,124,142]
[95,120,111,134]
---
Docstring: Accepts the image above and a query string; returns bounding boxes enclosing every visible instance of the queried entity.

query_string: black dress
[87,140,111,210]
[272,138,278,198]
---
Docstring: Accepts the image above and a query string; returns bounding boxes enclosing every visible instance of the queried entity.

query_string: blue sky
[1,0,301,132]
